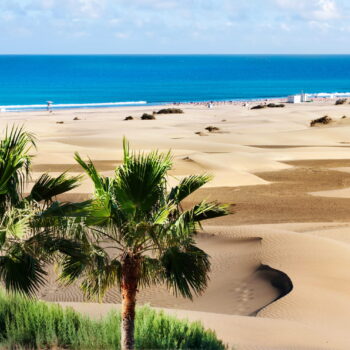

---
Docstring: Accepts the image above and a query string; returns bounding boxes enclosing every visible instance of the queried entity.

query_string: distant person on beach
[47,101,53,112]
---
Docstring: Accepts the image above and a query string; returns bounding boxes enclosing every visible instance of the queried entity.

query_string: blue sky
[1,0,350,54]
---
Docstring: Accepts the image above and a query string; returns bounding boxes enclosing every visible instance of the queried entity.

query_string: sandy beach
[2,100,350,349]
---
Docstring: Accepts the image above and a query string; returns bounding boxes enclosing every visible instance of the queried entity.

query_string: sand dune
[2,101,350,348]
[58,222,350,349]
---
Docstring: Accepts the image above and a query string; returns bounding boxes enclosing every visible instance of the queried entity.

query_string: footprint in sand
[231,281,255,314]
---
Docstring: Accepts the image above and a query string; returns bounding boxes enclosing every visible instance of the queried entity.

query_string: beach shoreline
[0,93,346,113]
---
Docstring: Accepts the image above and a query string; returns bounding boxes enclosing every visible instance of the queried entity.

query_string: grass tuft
[0,292,226,349]
[335,98,347,105]
[156,108,184,114]
[310,115,332,127]
[141,113,156,120]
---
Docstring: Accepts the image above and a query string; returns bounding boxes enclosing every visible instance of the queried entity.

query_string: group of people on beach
[171,96,337,108]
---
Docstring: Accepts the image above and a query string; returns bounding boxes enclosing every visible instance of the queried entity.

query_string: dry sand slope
[2,101,350,349]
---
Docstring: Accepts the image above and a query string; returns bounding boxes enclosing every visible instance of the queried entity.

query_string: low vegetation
[205,126,220,132]
[0,292,226,350]
[156,108,184,114]
[335,98,347,105]
[267,103,285,108]
[310,115,332,127]
[128,108,184,121]
[251,103,285,109]
[141,113,156,120]
[251,104,267,110]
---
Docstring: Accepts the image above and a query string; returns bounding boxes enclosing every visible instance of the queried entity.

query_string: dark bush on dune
[205,126,220,132]
[267,103,285,108]
[251,103,285,110]
[251,104,267,110]
[310,115,332,127]
[0,292,225,349]
[141,113,156,120]
[156,108,184,114]
[124,116,134,120]
[335,98,347,105]
[195,131,208,136]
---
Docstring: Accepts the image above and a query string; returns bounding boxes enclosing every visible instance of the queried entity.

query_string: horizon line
[2,53,350,56]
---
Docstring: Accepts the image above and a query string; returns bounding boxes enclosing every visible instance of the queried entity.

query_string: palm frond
[0,244,46,295]
[84,197,113,226]
[60,244,122,301]
[0,126,35,204]
[24,231,84,262]
[59,245,93,285]
[152,203,176,225]
[138,257,162,288]
[168,174,212,203]
[160,245,210,299]
[29,173,81,203]
[192,201,230,222]
[123,136,130,164]
[75,153,107,197]
[114,143,172,217]
[0,206,33,240]
[81,257,121,301]
[40,200,92,218]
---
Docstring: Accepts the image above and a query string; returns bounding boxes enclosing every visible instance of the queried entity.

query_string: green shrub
[156,108,184,114]
[141,113,156,120]
[267,103,285,108]
[335,98,347,105]
[0,292,225,349]
[310,115,332,127]
[205,126,220,132]
[250,104,267,110]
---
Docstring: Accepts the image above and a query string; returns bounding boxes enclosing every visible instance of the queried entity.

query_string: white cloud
[114,32,129,39]
[280,23,291,31]
[71,31,89,38]
[77,0,105,19]
[309,20,332,31]
[0,0,349,53]
[274,0,341,21]
[313,0,340,20]
[0,10,16,21]
[13,26,32,37]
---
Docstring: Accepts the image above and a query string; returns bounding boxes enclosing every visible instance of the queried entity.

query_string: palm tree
[0,126,81,294]
[53,138,229,350]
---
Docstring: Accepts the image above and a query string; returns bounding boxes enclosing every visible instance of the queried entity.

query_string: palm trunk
[121,255,140,350]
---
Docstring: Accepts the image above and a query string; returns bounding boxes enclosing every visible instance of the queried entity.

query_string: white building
[301,93,310,102]
[288,95,301,104]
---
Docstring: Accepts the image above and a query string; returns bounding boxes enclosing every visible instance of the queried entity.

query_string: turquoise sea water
[1,55,350,110]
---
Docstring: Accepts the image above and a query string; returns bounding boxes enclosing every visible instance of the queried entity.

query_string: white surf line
[0,101,148,110]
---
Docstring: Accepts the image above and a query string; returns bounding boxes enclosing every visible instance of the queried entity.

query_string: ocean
[1,55,350,110]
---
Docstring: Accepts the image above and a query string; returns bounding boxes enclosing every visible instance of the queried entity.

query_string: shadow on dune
[254,264,293,315]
